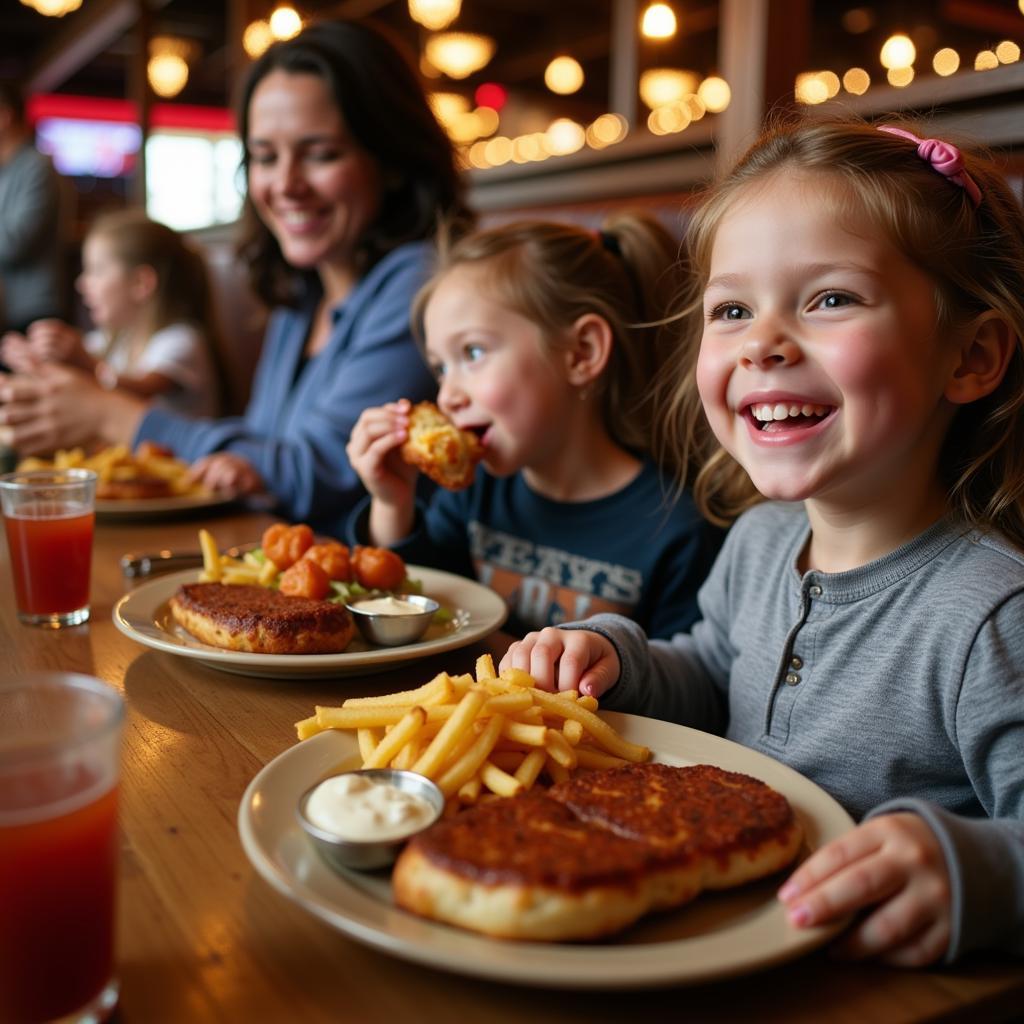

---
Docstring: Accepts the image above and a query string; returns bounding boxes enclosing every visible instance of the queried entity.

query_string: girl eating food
[345,216,723,639]
[501,117,1024,966]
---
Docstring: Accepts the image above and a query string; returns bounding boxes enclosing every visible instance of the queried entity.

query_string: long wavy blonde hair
[656,115,1024,545]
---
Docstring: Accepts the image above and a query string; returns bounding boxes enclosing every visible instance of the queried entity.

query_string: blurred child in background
[1,209,224,418]
[347,215,723,638]
[502,117,1024,965]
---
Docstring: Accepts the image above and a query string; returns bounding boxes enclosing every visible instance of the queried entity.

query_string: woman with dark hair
[0,20,471,525]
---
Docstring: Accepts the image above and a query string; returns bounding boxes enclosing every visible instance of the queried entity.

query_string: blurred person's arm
[0,364,145,455]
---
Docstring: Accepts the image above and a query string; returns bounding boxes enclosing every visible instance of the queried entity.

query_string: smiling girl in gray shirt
[501,117,1024,967]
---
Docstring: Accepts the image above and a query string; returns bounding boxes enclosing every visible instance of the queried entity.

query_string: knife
[121,544,254,578]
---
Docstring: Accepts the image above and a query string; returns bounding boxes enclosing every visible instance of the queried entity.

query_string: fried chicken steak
[392,763,803,941]
[170,582,354,654]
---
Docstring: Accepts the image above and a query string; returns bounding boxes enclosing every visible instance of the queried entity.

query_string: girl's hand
[346,400,419,507]
[499,627,622,696]
[777,812,951,966]
[24,319,87,366]
[187,453,264,496]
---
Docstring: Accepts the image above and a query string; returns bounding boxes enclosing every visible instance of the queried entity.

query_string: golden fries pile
[296,655,650,806]
[18,444,202,494]
[197,528,279,586]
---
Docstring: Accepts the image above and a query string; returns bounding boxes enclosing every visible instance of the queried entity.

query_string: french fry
[457,775,482,804]
[577,695,599,712]
[343,673,453,709]
[363,707,426,769]
[513,748,547,788]
[199,528,222,582]
[530,688,650,763]
[392,737,420,770]
[479,759,523,797]
[412,689,488,779]
[475,653,497,680]
[480,690,533,715]
[575,746,628,771]
[295,714,322,740]
[544,728,578,769]
[498,667,536,688]
[436,714,505,796]
[221,568,261,585]
[563,720,584,745]
[357,727,382,762]
[316,705,412,729]
[501,719,548,747]
[258,560,279,586]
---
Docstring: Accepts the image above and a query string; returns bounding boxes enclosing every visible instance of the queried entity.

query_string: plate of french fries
[112,564,508,679]
[238,658,854,989]
[18,444,237,519]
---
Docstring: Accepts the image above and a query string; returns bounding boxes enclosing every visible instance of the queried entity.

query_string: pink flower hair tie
[878,125,982,208]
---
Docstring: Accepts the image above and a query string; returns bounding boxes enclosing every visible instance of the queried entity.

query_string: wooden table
[4,508,1022,1023]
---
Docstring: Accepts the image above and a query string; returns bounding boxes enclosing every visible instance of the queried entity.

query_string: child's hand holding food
[347,400,420,544]
[347,400,420,502]
[500,626,622,698]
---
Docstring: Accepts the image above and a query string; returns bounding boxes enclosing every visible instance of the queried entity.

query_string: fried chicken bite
[400,401,483,491]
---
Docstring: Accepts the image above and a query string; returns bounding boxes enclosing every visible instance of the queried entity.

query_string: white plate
[238,714,854,988]
[112,567,508,678]
[95,491,238,521]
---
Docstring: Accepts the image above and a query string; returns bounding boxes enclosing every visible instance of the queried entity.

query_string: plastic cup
[0,468,97,628]
[0,673,124,1023]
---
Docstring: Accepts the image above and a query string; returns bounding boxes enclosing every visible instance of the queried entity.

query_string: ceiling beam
[26,0,172,94]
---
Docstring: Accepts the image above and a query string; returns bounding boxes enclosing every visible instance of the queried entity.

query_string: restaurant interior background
[4,0,1024,395]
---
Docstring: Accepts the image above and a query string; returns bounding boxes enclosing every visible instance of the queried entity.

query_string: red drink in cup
[0,674,123,1023]
[0,469,96,628]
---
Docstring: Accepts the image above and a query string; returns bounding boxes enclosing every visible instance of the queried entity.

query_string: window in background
[145,132,243,231]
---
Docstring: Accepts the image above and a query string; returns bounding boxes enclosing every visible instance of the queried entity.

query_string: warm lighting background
[9,0,1024,212]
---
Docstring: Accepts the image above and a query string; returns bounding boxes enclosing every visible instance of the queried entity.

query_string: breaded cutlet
[170,582,354,655]
[392,763,803,941]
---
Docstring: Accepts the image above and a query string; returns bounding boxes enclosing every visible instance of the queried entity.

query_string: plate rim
[112,566,508,677]
[95,490,238,520]
[237,713,855,989]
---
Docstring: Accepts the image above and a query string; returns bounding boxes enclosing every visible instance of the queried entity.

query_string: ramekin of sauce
[297,769,444,870]
[346,594,440,646]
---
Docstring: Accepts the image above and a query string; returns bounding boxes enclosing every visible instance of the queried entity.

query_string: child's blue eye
[708,302,750,321]
[428,362,446,380]
[817,291,855,309]
[464,343,486,361]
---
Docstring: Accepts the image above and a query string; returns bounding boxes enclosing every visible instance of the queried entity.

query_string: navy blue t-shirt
[347,461,723,639]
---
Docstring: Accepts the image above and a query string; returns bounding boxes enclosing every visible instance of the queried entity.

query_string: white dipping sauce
[305,773,435,841]
[352,596,424,616]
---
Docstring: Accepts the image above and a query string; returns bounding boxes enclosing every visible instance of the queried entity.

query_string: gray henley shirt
[579,501,1024,961]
